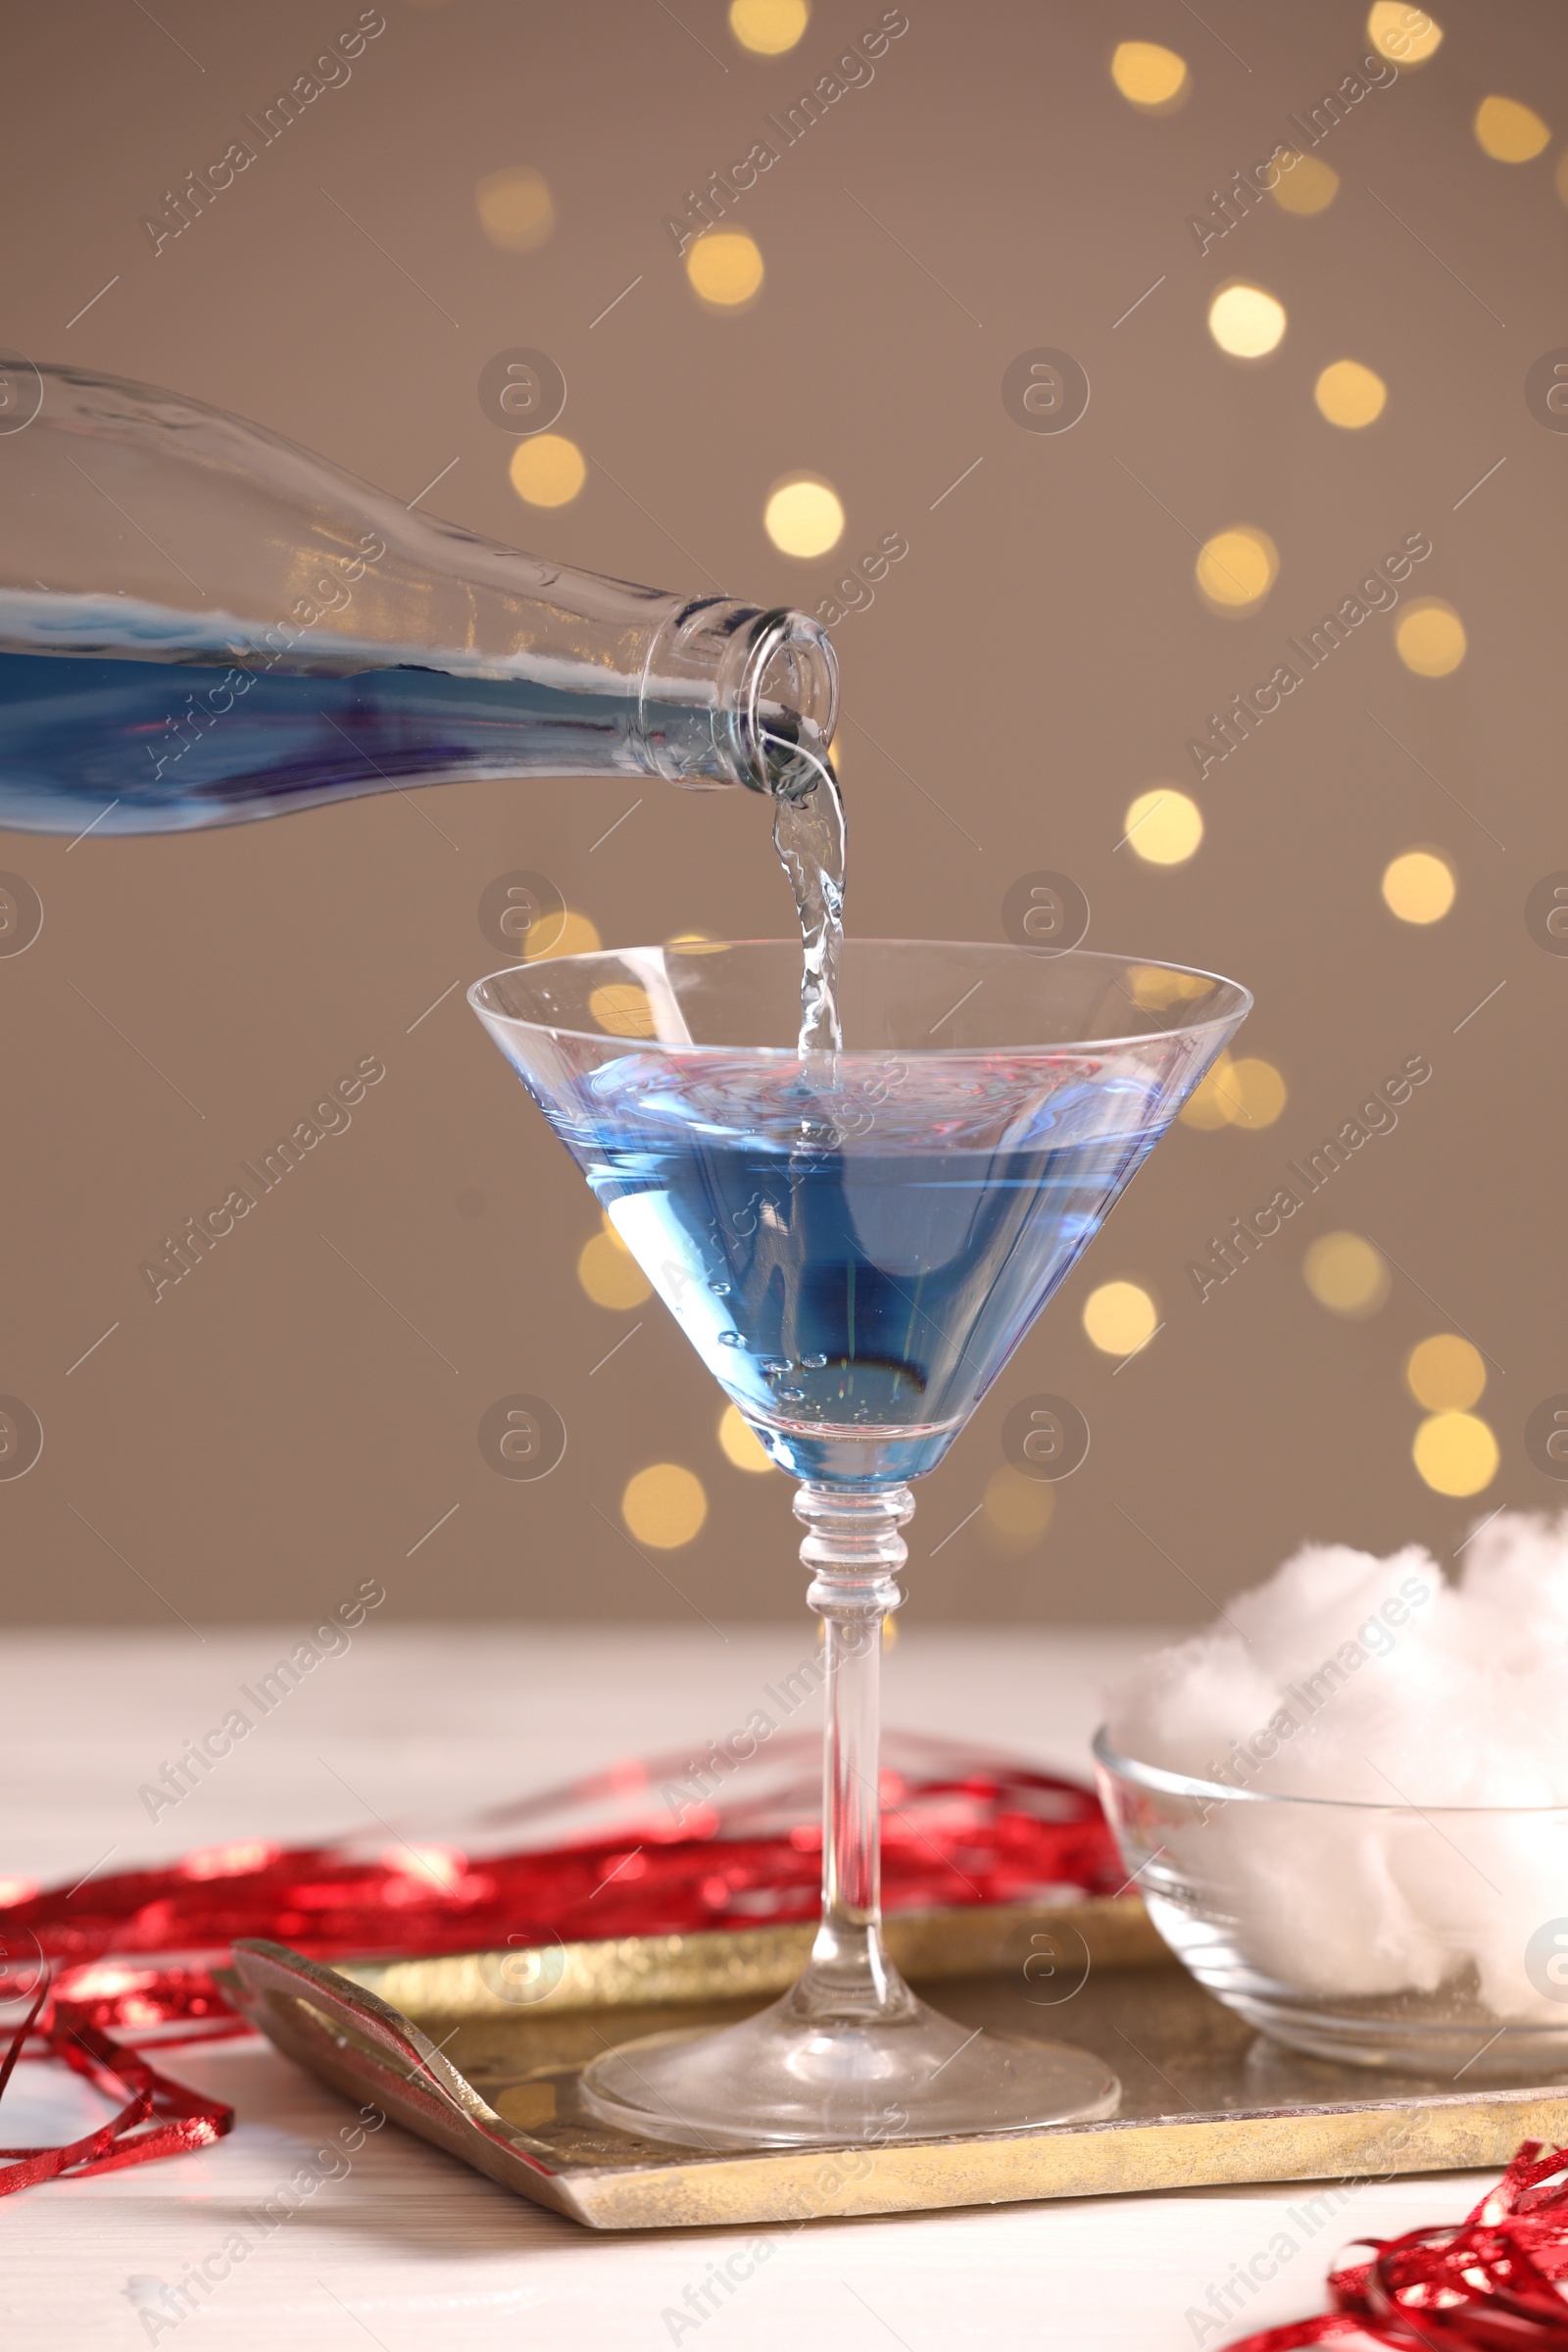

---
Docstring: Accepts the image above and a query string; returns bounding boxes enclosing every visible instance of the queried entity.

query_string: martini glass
[470,939,1250,2148]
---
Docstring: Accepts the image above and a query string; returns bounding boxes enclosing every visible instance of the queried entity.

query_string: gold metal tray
[229,1904,1568,2230]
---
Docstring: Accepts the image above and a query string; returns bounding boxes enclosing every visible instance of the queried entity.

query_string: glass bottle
[0,362,837,834]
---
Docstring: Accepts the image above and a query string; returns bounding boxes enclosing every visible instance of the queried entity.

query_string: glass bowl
[1093,1729,1568,2079]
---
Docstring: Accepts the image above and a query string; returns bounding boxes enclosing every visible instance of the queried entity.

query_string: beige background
[1,0,1561,1627]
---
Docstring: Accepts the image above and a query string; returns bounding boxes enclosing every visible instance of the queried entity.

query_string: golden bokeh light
[763,477,845,559]
[1303,1232,1390,1317]
[1109,40,1190,111]
[474,166,555,253]
[577,1225,653,1310]
[1382,850,1455,924]
[588,983,656,1038]
[1196,525,1279,611]
[1474,96,1550,163]
[1128,965,1212,1011]
[622,1463,709,1547]
[1082,1280,1158,1356]
[510,434,586,509]
[1396,600,1466,676]
[983,1465,1056,1552]
[522,908,601,960]
[1226,1057,1288,1129]
[1406,1334,1487,1413]
[1315,360,1388,428]
[1178,1052,1284,1130]
[1180,1051,1240,1131]
[1124,787,1203,864]
[1367,5,1444,64]
[1271,152,1340,214]
[718,1401,774,1473]
[1413,1411,1498,1497]
[729,0,808,54]
[1208,283,1287,359]
[685,230,764,309]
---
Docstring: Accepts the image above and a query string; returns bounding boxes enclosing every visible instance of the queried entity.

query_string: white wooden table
[0,1628,1490,2349]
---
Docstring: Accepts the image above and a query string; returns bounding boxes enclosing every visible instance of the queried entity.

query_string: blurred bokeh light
[1208,284,1287,359]
[1083,1281,1158,1355]
[1123,787,1202,864]
[1366,5,1444,64]
[983,1466,1055,1552]
[474,165,555,252]
[623,1463,709,1547]
[588,983,657,1037]
[764,477,845,557]
[1108,40,1190,112]
[1224,1058,1288,1129]
[577,1222,652,1311]
[1178,1053,1285,1130]
[1382,850,1455,923]
[718,1403,774,1473]
[1405,1334,1487,1412]
[1196,525,1279,611]
[1127,966,1214,1011]
[523,909,601,960]
[729,0,809,55]
[686,231,765,310]
[1396,601,1466,676]
[1272,152,1339,214]
[1413,1412,1498,1496]
[1474,96,1550,162]
[1315,360,1388,428]
[510,434,586,508]
[1303,1234,1391,1317]
[1179,1052,1239,1131]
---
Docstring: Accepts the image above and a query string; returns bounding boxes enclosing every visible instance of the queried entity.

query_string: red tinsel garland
[0,1749,1115,2190]
[0,1755,1117,2038]
[0,1982,231,2196]
[1225,2141,1568,2350]
[4,1757,1567,2337]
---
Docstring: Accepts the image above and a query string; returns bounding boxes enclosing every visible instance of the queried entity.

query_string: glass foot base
[577,1986,1120,2151]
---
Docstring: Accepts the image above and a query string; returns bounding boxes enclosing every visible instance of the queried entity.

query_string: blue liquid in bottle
[0,594,719,835]
[0,365,839,831]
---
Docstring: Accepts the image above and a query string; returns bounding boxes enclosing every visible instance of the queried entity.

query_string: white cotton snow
[1102,1511,1568,2018]
[1107,1510,1568,1804]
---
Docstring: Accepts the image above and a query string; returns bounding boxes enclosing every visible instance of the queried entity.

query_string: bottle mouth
[638,599,839,794]
[737,608,840,798]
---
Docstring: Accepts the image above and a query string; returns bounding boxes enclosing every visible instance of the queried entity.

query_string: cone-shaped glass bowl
[470,941,1250,2148]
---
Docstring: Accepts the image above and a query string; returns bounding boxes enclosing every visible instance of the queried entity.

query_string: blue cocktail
[472,939,1250,2148]
[560,1051,1167,1485]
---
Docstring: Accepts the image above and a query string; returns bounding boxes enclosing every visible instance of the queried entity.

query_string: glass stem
[794,1482,915,2017]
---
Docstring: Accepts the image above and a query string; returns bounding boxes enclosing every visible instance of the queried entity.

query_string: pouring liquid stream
[765,728,845,1068]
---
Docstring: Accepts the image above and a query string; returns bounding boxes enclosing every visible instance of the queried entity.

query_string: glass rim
[467,940,1253,1057]
[1093,1725,1568,1817]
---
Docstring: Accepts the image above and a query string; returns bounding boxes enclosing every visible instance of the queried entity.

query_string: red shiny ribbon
[0,1749,1115,2190]
[0,1755,1118,2038]
[0,1979,232,2196]
[1226,2142,1568,2350]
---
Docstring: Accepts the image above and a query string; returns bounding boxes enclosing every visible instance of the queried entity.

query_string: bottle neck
[638,600,838,795]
